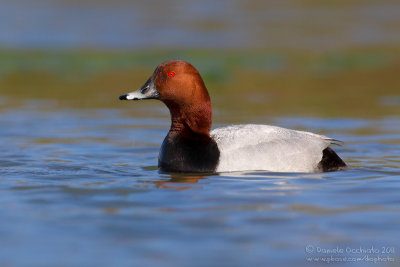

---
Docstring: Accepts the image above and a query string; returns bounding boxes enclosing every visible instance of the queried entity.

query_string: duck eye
[168,71,175,77]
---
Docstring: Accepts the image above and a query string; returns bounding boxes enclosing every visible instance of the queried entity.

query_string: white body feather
[211,124,336,173]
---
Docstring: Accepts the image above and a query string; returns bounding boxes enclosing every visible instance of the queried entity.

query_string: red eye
[168,71,175,77]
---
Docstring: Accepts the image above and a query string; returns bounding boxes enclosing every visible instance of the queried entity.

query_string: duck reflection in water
[153,173,210,190]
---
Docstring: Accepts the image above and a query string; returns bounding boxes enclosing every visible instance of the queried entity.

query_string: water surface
[0,0,399,50]
[0,97,399,266]
[0,1,400,265]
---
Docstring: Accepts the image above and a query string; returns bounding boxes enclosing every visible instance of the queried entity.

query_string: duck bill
[119,77,160,101]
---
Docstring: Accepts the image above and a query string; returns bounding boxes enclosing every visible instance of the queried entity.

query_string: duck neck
[165,100,212,141]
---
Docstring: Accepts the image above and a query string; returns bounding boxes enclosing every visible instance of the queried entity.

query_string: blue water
[1,1,400,265]
[0,0,399,49]
[1,98,399,266]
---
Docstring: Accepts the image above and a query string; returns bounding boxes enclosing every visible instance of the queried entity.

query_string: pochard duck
[119,60,347,173]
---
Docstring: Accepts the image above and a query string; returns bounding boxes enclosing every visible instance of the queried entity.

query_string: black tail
[317,147,347,172]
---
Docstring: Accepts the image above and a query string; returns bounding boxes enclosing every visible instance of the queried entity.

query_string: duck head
[119,60,213,138]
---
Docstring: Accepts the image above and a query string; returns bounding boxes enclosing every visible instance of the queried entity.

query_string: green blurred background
[1,0,399,120]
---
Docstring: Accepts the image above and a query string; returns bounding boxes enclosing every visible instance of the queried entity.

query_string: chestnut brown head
[120,60,213,137]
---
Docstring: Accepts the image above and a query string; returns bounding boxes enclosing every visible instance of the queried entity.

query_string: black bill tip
[119,94,128,100]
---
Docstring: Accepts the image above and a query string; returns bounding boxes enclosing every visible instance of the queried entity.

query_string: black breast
[158,132,220,173]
